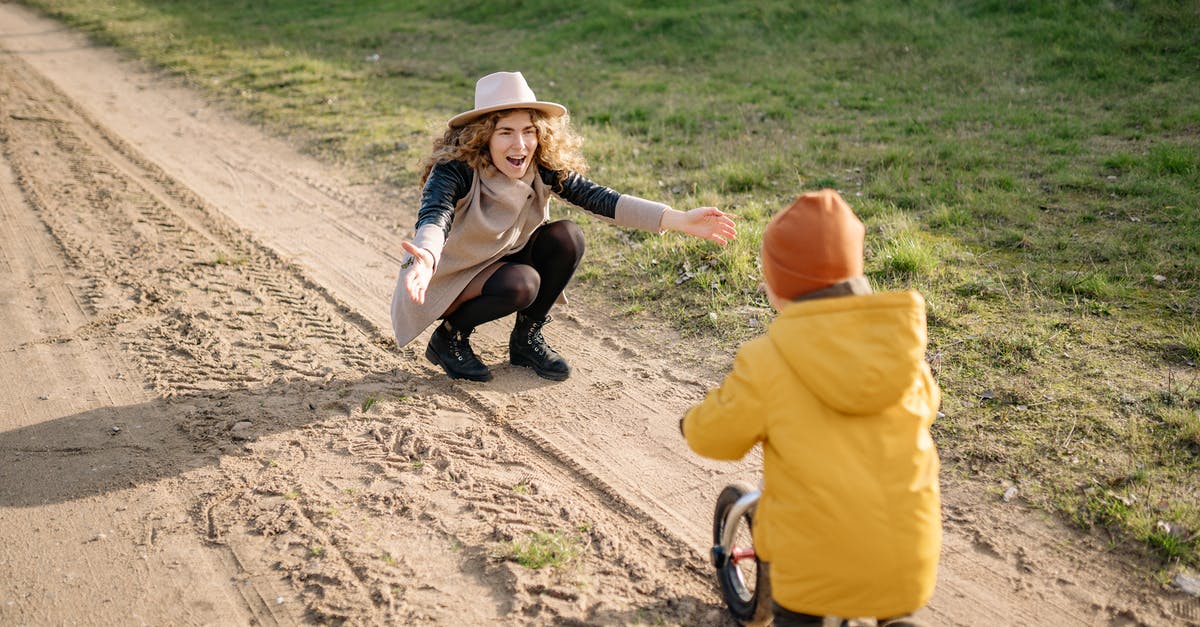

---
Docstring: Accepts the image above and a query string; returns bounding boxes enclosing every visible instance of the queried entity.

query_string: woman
[392,71,736,382]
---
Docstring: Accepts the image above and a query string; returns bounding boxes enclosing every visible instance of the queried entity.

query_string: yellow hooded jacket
[683,290,941,618]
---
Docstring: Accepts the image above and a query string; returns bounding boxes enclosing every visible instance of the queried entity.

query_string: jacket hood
[767,290,929,415]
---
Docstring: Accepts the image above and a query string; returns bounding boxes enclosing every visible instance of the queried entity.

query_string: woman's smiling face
[489,110,538,180]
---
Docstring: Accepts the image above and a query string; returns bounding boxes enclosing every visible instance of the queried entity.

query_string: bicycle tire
[712,481,772,626]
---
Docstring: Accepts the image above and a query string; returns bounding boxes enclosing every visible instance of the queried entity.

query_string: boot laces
[524,316,551,356]
[450,328,473,362]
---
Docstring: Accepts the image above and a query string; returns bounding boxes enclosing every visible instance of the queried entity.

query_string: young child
[681,189,941,626]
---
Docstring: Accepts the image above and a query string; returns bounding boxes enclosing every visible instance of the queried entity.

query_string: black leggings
[444,220,584,331]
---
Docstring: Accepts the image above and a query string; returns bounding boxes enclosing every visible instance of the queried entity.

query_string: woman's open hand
[663,207,737,246]
[400,241,434,304]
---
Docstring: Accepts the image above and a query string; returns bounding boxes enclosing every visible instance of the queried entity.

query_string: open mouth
[506,156,526,168]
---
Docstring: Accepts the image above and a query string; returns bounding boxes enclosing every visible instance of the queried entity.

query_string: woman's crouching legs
[427,264,539,381]
[507,220,583,380]
[427,220,583,382]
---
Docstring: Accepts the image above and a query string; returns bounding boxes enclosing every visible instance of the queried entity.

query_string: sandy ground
[0,4,1197,625]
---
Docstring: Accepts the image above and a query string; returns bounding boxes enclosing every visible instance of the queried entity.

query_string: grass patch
[20,0,1200,570]
[506,531,583,570]
[1183,329,1200,365]
[1054,271,1122,301]
[875,235,939,279]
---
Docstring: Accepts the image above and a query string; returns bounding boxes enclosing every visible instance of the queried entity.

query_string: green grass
[20,0,1200,570]
[506,530,584,570]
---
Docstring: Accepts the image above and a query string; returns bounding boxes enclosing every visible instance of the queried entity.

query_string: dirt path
[0,4,1195,625]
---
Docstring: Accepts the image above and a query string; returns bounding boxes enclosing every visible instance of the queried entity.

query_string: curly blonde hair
[419,108,588,186]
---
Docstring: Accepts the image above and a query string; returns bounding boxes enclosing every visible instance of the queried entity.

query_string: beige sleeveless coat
[390,165,667,348]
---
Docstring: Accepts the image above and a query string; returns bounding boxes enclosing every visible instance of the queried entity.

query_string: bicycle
[711,481,772,625]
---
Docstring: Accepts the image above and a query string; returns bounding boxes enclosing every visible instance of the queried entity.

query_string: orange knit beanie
[761,189,865,300]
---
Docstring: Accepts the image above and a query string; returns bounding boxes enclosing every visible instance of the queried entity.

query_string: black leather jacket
[415,160,622,239]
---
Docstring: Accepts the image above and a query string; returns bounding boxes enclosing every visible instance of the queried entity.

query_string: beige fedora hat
[447,71,567,128]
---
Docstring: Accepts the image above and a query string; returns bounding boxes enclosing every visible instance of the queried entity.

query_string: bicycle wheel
[712,481,772,626]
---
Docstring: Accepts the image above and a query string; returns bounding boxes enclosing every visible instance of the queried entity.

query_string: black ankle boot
[425,321,492,382]
[509,313,571,381]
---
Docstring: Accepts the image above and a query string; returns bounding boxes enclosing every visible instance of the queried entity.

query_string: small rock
[980,390,996,401]
[1156,520,1189,538]
[110,426,121,434]
[1173,571,1200,596]
[231,421,254,441]
[1003,486,1019,502]
[1153,274,1166,283]
[38,394,50,401]
[276,596,286,605]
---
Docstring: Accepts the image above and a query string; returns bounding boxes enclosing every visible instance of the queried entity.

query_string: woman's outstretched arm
[660,207,737,246]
